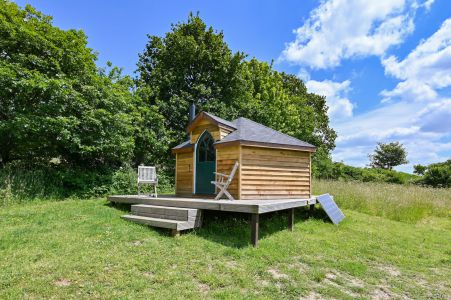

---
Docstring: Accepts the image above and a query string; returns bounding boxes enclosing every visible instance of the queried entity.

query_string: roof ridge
[236,117,311,145]
[202,112,236,129]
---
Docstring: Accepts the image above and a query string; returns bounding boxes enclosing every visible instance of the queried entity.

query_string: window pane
[197,132,215,162]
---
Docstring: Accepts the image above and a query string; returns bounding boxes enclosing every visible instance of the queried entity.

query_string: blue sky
[14,0,451,172]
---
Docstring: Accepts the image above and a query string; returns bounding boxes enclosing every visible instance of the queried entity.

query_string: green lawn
[0,183,450,299]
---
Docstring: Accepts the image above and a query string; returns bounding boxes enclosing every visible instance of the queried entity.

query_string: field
[0,180,450,299]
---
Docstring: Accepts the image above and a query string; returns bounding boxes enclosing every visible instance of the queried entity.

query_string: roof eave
[172,145,194,154]
[186,112,236,133]
[215,140,316,152]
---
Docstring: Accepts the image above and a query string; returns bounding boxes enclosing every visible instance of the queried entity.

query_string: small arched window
[197,132,215,162]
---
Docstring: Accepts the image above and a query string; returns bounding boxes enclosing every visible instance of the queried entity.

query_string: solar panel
[317,194,345,225]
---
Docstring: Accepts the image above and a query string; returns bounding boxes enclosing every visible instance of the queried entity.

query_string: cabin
[172,111,316,200]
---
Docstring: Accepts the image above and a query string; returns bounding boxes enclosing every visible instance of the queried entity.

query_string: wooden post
[171,229,180,237]
[309,203,315,217]
[288,208,294,231]
[251,213,259,247]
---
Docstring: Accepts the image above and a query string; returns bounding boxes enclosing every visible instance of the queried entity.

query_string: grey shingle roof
[174,113,316,151]
[215,117,316,149]
[172,140,192,150]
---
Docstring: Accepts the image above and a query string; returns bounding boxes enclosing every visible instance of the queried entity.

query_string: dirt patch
[300,291,325,300]
[143,271,154,278]
[290,261,310,273]
[130,240,143,246]
[268,268,290,280]
[377,264,401,277]
[371,286,395,299]
[226,261,237,269]
[325,272,337,280]
[259,280,270,287]
[54,278,71,287]
[198,283,210,294]
[326,271,364,288]
[322,271,364,297]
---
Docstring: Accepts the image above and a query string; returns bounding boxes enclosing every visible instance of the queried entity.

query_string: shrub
[0,161,175,206]
[420,160,451,188]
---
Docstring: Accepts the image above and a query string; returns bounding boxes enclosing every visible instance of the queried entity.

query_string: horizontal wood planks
[220,126,233,139]
[240,146,311,200]
[216,145,240,199]
[176,152,193,196]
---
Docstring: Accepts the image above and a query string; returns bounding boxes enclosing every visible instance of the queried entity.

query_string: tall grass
[313,179,451,223]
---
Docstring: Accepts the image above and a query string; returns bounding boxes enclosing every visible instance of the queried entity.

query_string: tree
[420,160,451,188]
[136,13,336,166]
[136,12,248,145]
[369,142,408,170]
[413,164,427,175]
[0,2,141,168]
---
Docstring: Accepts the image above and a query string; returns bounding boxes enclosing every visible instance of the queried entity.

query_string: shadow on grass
[108,201,333,248]
[192,206,332,248]
[105,201,131,212]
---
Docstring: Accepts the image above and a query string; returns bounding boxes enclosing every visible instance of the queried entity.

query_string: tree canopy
[0,1,168,168]
[136,13,336,160]
[369,142,408,170]
[1,4,336,180]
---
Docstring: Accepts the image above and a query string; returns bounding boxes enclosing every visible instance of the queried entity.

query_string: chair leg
[223,189,235,201]
[138,183,140,196]
[154,185,157,198]
[215,188,225,200]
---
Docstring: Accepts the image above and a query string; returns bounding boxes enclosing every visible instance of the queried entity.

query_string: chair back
[226,162,239,184]
[138,166,157,182]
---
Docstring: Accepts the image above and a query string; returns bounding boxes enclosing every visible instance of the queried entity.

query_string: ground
[1,183,450,299]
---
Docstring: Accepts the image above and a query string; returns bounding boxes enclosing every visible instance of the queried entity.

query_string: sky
[14,0,451,172]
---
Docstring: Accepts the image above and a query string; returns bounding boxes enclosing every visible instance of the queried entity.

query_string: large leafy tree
[0,2,146,167]
[137,13,336,160]
[136,13,247,145]
[369,142,408,170]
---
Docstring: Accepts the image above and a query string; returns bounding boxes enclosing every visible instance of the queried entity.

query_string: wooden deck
[108,195,317,214]
[108,195,317,247]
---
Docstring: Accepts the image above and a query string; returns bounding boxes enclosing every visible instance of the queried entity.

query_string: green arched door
[195,131,216,195]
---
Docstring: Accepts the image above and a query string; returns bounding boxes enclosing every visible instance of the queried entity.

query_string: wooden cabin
[172,111,316,200]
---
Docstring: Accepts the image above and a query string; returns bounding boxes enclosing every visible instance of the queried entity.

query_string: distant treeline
[314,160,450,188]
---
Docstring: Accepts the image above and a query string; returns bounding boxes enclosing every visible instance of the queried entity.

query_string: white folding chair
[138,166,158,197]
[211,162,239,201]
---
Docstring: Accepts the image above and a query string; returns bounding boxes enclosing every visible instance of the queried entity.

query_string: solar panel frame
[317,194,345,225]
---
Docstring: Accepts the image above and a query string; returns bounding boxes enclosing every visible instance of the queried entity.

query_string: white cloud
[326,17,451,172]
[381,18,451,102]
[281,0,431,69]
[305,79,354,119]
[332,100,450,170]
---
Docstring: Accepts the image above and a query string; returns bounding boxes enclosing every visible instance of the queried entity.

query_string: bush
[313,161,419,185]
[0,162,175,206]
[420,160,451,188]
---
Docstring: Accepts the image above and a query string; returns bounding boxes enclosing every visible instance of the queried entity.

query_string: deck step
[122,215,201,231]
[131,204,200,221]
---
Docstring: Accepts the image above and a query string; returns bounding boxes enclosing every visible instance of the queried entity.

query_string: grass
[314,180,451,223]
[1,181,450,299]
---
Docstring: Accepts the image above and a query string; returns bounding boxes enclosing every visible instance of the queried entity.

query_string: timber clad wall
[175,114,313,200]
[220,127,233,139]
[216,145,240,200]
[240,146,311,200]
[175,152,193,196]
[190,120,221,143]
